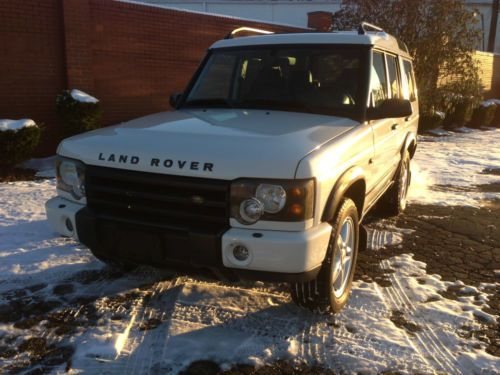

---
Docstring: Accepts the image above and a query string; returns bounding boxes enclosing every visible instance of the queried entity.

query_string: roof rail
[358,22,384,35]
[225,27,274,39]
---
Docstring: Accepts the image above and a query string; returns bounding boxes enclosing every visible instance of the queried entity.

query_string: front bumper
[45,196,331,281]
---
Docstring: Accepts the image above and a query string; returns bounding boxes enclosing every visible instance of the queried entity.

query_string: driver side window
[370,51,388,107]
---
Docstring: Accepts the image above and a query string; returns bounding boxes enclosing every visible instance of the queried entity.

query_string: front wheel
[290,198,359,314]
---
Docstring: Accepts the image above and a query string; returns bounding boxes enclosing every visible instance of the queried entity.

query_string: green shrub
[0,123,42,167]
[469,104,497,128]
[56,90,102,137]
[419,110,445,133]
[443,98,475,129]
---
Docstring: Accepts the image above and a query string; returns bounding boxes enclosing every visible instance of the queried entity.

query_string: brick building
[138,0,500,53]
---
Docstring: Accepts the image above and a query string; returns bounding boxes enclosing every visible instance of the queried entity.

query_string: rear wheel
[378,150,411,217]
[290,198,359,314]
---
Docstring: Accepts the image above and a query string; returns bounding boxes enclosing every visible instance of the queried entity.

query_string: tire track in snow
[378,257,464,374]
[114,279,181,374]
[73,278,180,374]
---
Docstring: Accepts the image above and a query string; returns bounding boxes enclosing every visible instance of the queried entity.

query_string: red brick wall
[0,0,303,155]
[89,0,302,126]
[63,0,94,93]
[0,0,67,154]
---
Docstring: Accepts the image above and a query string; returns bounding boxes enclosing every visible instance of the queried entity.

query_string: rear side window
[402,60,417,102]
[371,51,388,107]
[386,55,401,99]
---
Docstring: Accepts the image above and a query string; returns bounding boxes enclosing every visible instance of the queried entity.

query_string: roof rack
[357,22,384,35]
[225,27,274,39]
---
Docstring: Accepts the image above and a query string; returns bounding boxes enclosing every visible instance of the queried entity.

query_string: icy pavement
[0,128,499,374]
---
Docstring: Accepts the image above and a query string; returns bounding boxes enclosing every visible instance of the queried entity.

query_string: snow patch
[21,156,56,177]
[481,99,500,107]
[367,226,414,251]
[71,89,99,104]
[425,127,452,137]
[0,179,101,292]
[409,128,500,206]
[0,119,36,132]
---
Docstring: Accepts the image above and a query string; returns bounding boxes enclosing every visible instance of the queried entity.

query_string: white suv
[46,23,418,313]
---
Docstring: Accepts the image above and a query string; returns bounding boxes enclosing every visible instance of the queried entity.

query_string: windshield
[183,46,368,119]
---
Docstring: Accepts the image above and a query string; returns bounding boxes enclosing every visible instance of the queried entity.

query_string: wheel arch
[403,132,417,158]
[321,166,366,223]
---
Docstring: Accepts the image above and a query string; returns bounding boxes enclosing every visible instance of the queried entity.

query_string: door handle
[391,123,399,131]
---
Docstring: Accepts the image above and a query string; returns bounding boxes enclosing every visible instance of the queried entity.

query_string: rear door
[369,50,398,195]
[401,58,419,133]
[385,53,406,161]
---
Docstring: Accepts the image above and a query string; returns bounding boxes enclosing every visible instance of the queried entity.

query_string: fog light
[65,218,73,232]
[239,198,264,224]
[233,245,249,261]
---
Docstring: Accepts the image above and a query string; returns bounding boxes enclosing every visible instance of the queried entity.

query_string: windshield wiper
[183,98,233,109]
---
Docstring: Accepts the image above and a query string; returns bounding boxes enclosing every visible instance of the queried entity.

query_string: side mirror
[169,92,182,109]
[367,98,412,120]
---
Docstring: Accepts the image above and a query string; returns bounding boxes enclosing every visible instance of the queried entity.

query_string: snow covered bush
[56,89,102,137]
[0,120,41,167]
[443,98,475,130]
[418,110,444,132]
[469,103,497,128]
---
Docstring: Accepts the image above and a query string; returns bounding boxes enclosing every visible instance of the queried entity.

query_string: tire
[290,198,359,314]
[377,150,411,217]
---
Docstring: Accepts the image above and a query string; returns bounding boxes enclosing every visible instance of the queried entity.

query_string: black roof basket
[358,22,384,35]
[225,26,274,39]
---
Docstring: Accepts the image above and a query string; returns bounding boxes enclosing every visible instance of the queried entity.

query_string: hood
[58,109,358,179]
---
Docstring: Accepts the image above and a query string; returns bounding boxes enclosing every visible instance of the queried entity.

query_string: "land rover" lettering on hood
[97,152,214,171]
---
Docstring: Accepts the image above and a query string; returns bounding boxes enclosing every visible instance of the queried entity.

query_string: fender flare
[402,132,417,158]
[321,166,366,223]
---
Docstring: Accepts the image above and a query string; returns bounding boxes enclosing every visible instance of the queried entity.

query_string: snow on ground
[409,128,500,206]
[0,119,36,132]
[0,180,99,291]
[66,257,499,375]
[70,89,99,104]
[0,128,499,374]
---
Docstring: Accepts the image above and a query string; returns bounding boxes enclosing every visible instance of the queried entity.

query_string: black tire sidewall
[398,151,411,212]
[326,199,359,312]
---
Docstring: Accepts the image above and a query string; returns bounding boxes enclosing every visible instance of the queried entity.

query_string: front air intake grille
[85,166,230,230]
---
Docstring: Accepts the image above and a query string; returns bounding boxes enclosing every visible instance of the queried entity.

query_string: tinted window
[386,55,401,99]
[370,51,388,107]
[185,47,365,119]
[402,60,417,101]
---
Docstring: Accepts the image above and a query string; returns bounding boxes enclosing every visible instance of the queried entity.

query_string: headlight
[56,157,86,200]
[231,179,314,225]
[239,198,265,224]
[255,184,286,213]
